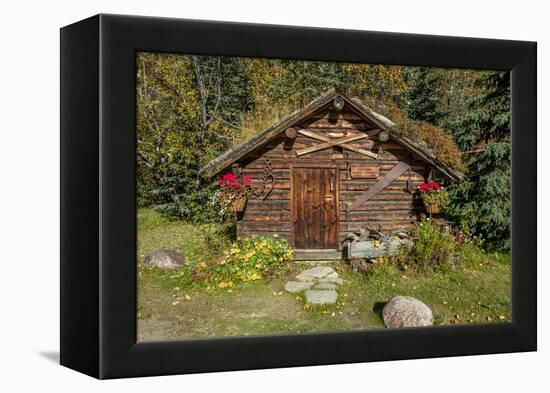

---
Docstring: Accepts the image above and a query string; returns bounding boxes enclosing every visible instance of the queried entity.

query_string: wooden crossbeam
[297,129,378,159]
[346,154,412,212]
[296,133,367,156]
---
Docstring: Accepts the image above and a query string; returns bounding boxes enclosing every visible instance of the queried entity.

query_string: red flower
[218,172,253,188]
[419,183,430,191]
[223,173,237,182]
[430,182,441,191]
[419,182,442,192]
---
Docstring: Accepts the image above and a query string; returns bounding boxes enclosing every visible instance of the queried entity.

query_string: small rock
[305,289,338,305]
[143,250,184,269]
[284,281,314,293]
[382,296,433,328]
[314,283,337,290]
[296,266,335,282]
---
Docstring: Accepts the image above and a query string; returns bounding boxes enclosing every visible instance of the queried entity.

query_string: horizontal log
[242,211,291,221]
[245,200,290,211]
[341,221,413,230]
[252,189,289,200]
[341,182,420,192]
[242,160,292,170]
[340,213,413,222]
[339,223,412,235]
[237,232,291,242]
[238,221,292,232]
[242,168,291,179]
[250,179,290,190]
[339,201,413,211]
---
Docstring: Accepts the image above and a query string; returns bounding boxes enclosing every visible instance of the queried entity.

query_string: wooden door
[292,166,338,249]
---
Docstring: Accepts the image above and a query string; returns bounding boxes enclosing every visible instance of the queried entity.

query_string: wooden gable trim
[297,129,377,159]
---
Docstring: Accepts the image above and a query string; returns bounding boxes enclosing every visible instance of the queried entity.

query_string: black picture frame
[60,14,537,379]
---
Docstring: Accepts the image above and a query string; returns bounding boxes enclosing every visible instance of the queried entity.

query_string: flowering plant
[211,172,252,217]
[210,236,293,289]
[418,181,449,213]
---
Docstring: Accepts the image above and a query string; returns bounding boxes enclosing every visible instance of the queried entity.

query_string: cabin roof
[199,89,464,181]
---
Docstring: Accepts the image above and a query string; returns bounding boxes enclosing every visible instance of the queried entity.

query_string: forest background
[136,54,511,249]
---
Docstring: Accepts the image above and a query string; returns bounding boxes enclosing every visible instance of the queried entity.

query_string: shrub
[209,236,293,288]
[408,220,457,271]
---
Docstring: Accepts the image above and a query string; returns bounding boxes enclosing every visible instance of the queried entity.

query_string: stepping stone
[296,266,336,282]
[314,283,337,290]
[284,281,314,293]
[318,275,344,285]
[305,289,338,305]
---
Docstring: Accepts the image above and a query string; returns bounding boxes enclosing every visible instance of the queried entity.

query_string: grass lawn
[137,208,511,341]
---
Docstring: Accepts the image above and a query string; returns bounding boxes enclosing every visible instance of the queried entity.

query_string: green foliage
[407,220,457,271]
[136,53,253,221]
[447,71,511,249]
[451,71,510,151]
[421,189,450,210]
[401,67,445,124]
[209,236,293,288]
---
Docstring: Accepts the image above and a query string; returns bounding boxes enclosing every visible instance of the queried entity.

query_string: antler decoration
[251,154,275,200]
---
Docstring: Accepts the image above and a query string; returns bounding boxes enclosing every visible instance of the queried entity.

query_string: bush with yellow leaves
[210,235,293,288]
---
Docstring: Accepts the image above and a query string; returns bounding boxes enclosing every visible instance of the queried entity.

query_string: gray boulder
[143,250,185,269]
[382,296,433,328]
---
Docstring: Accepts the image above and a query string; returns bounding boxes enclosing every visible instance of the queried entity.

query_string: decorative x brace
[297,129,378,159]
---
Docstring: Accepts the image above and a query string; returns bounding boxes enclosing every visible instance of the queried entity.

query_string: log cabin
[200,90,463,259]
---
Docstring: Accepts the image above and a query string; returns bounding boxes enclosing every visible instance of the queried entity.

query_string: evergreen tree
[447,71,511,249]
[401,67,445,124]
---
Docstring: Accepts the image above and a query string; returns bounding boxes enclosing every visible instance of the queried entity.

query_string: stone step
[293,249,343,261]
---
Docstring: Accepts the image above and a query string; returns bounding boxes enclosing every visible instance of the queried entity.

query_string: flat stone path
[284,266,343,305]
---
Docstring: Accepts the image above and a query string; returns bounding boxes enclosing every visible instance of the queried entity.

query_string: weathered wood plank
[245,200,290,211]
[239,221,292,232]
[340,221,413,229]
[339,201,413,211]
[250,179,290,190]
[242,211,291,221]
[341,180,420,191]
[340,213,413,222]
[340,192,412,202]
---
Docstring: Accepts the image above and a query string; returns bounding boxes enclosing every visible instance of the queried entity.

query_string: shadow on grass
[373,301,387,320]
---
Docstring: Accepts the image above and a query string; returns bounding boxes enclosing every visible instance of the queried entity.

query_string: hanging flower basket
[425,203,441,215]
[229,197,247,213]
[417,181,449,217]
[211,172,252,217]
